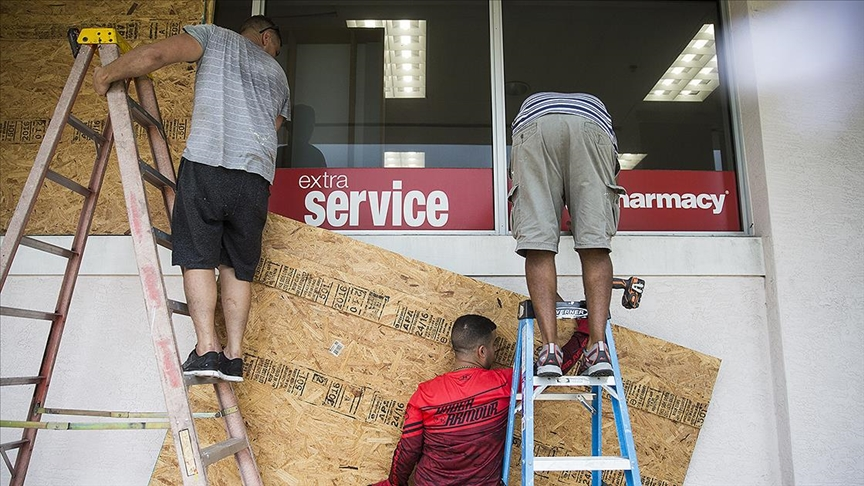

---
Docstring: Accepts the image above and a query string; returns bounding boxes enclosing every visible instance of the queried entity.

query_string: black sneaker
[218,352,244,382]
[182,349,220,378]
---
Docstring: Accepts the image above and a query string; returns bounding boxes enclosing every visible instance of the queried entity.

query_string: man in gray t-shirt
[94,16,290,382]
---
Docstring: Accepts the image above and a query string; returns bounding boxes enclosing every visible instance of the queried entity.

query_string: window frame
[255,0,752,237]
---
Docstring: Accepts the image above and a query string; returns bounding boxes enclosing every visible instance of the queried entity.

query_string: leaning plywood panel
[150,214,719,485]
[0,0,211,234]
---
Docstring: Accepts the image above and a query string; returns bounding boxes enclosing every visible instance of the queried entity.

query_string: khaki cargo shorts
[509,114,626,256]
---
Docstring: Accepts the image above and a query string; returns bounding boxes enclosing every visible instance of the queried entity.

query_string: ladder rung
[533,375,615,387]
[168,299,189,316]
[0,376,44,387]
[518,393,595,401]
[46,169,91,196]
[127,96,166,135]
[152,227,172,250]
[200,437,247,467]
[0,439,29,452]
[66,115,106,145]
[139,160,176,191]
[533,456,632,471]
[0,306,60,321]
[20,236,76,259]
[184,375,222,387]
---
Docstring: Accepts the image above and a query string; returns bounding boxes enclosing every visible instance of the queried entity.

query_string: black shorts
[171,158,270,281]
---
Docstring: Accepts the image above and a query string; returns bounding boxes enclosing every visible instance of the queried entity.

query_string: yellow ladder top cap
[77,28,132,53]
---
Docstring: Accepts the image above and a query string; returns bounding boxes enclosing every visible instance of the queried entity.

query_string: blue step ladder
[502,300,641,486]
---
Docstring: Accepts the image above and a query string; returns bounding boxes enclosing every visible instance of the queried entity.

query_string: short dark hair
[451,314,497,354]
[240,15,282,44]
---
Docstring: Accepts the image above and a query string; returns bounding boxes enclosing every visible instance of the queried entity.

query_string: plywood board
[0,0,211,234]
[150,214,719,486]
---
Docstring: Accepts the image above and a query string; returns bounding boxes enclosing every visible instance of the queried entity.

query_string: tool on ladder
[0,28,262,485]
[502,282,644,486]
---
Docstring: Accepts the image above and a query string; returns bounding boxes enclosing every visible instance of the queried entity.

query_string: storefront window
[502,0,741,232]
[214,0,743,233]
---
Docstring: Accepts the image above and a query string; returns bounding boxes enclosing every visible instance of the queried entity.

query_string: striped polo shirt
[512,92,618,153]
[182,24,291,184]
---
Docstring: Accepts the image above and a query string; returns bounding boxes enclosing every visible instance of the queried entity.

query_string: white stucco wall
[1,251,774,486]
[731,1,864,484]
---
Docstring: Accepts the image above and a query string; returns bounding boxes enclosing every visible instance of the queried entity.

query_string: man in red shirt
[371,314,587,486]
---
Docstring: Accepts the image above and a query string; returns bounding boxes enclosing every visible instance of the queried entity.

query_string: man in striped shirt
[93,16,290,382]
[509,92,626,378]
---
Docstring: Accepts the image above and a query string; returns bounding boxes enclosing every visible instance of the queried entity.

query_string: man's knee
[576,248,611,267]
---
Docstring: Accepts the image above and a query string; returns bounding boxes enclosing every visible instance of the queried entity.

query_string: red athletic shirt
[372,319,589,486]
[378,367,512,486]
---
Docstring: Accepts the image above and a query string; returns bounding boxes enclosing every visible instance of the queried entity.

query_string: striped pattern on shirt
[181,24,290,184]
[512,92,618,153]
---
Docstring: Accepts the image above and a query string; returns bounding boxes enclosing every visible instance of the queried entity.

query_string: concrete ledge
[2,234,764,277]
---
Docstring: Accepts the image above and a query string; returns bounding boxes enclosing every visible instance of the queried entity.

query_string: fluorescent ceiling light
[617,153,647,170]
[384,151,426,168]
[644,24,719,102]
[347,19,427,99]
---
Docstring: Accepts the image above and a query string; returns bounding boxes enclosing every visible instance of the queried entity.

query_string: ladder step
[0,376,44,387]
[139,160,176,191]
[533,375,615,387]
[200,437,247,467]
[20,236,76,259]
[555,301,588,319]
[152,227,172,250]
[0,306,60,321]
[533,456,632,472]
[127,96,166,136]
[0,439,29,452]
[66,114,106,145]
[183,374,223,387]
[168,299,189,316]
[517,392,595,401]
[46,169,92,196]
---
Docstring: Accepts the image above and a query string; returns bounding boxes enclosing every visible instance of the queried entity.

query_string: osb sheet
[150,214,720,486]
[0,0,213,234]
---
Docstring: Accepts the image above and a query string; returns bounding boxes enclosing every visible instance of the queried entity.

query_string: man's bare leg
[577,248,613,349]
[524,250,559,346]
[183,268,220,355]
[218,265,251,361]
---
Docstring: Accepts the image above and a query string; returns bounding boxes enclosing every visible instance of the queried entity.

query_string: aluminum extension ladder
[0,28,262,486]
[502,300,642,486]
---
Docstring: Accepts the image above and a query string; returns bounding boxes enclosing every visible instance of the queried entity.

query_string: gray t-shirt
[182,24,290,184]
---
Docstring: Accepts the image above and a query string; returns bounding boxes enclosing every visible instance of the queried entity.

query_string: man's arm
[371,395,425,486]
[93,33,203,96]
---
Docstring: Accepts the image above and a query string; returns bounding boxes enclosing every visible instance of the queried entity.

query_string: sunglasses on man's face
[259,25,282,50]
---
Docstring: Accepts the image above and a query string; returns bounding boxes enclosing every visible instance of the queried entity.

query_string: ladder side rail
[521,316,536,486]
[605,322,641,486]
[132,75,176,219]
[213,382,263,485]
[99,43,208,486]
[10,119,116,486]
[501,316,523,485]
[0,45,95,289]
[591,376,603,486]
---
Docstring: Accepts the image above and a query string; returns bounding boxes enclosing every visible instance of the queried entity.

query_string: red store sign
[269,168,740,232]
